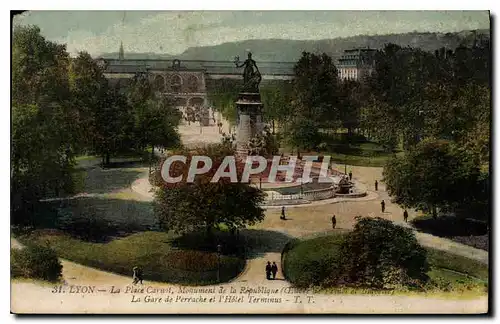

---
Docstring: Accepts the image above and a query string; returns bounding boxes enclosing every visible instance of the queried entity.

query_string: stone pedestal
[235,92,263,158]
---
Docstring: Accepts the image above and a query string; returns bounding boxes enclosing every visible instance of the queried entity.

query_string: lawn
[323,141,402,167]
[425,248,488,281]
[292,134,402,167]
[326,152,393,168]
[18,231,246,285]
[282,232,488,296]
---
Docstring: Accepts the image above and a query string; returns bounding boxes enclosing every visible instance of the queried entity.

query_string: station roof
[102,59,296,76]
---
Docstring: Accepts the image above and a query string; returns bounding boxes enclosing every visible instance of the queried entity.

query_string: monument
[234,52,264,158]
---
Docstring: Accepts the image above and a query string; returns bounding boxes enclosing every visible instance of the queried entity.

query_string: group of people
[265,261,279,280]
[381,197,409,222]
[217,121,224,134]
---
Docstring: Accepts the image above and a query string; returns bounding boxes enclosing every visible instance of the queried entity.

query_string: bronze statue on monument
[233,52,264,158]
[234,52,262,92]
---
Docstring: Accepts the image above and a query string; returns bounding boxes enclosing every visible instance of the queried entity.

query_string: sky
[13,11,490,56]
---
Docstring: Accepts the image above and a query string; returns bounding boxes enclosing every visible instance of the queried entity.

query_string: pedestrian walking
[265,261,272,280]
[403,209,408,222]
[381,200,385,213]
[349,171,352,181]
[132,266,143,285]
[375,180,378,191]
[281,206,286,220]
[271,262,278,280]
[331,215,337,229]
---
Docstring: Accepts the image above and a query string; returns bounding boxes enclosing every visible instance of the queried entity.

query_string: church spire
[119,41,124,60]
[118,12,126,60]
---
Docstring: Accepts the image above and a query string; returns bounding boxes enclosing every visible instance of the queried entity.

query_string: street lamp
[148,146,153,174]
[216,244,222,283]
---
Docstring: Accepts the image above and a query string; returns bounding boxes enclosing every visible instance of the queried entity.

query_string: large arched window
[153,75,165,92]
[169,74,182,93]
[186,75,199,92]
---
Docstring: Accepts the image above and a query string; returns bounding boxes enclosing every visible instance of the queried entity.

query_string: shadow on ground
[412,215,489,251]
[18,197,156,243]
[171,228,293,260]
[412,215,487,237]
[240,229,294,259]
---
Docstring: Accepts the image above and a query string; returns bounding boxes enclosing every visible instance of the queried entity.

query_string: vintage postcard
[10,10,490,314]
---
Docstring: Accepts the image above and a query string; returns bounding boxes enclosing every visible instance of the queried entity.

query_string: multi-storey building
[337,48,376,81]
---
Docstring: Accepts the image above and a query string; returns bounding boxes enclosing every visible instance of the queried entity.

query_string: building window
[153,75,165,92]
[186,75,199,92]
[170,74,182,93]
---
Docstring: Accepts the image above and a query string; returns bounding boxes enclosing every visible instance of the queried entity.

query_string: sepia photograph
[9,9,491,315]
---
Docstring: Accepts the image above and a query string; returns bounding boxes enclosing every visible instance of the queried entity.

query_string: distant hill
[98,29,490,62]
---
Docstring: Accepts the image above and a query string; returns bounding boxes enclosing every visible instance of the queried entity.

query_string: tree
[292,52,340,128]
[361,42,490,152]
[126,75,182,163]
[361,44,438,149]
[154,144,266,235]
[359,96,398,151]
[12,25,77,223]
[11,103,73,224]
[68,51,110,152]
[139,98,181,154]
[383,139,482,218]
[206,79,239,127]
[261,81,294,134]
[462,116,490,169]
[422,76,490,145]
[12,25,70,107]
[338,80,361,139]
[286,119,321,153]
[338,217,429,288]
[92,88,135,165]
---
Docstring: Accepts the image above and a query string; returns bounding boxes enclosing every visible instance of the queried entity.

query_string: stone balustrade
[302,186,336,201]
[265,186,336,202]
